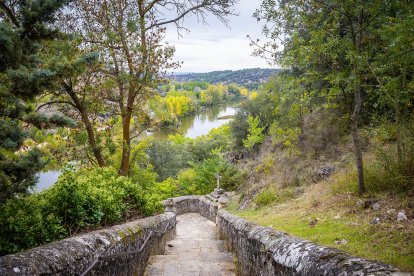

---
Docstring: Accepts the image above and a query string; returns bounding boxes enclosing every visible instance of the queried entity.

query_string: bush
[332,143,414,195]
[176,154,244,195]
[0,167,147,255]
[147,126,233,182]
[144,178,179,215]
[254,189,278,207]
[46,167,146,231]
[0,195,66,255]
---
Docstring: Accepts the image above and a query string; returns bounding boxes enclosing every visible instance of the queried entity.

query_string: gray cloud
[164,0,272,73]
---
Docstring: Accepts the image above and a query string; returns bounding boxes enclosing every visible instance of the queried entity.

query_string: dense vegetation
[170,68,280,89]
[223,0,414,271]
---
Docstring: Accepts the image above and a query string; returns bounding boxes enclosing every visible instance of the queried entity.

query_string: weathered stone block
[0,213,176,276]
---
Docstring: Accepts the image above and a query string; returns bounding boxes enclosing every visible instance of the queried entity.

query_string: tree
[243,115,265,151]
[63,0,237,176]
[0,0,71,202]
[253,0,414,195]
[37,40,109,166]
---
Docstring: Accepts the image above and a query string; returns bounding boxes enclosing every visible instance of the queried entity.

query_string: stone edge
[0,212,176,276]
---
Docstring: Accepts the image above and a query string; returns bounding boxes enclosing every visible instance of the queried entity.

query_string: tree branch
[36,100,76,111]
[0,1,20,27]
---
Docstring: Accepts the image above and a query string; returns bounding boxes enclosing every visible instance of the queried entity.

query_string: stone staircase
[144,213,236,276]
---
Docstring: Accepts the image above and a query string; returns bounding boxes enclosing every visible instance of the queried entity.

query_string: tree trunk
[66,85,106,167]
[351,86,365,195]
[396,66,407,164]
[79,111,106,167]
[118,110,132,176]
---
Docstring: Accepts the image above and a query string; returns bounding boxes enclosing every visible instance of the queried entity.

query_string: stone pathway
[144,213,236,276]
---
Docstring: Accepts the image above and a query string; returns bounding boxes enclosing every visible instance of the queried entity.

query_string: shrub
[0,167,146,255]
[243,115,266,151]
[176,155,244,195]
[47,167,146,231]
[0,195,66,256]
[254,189,278,207]
[144,178,179,215]
[331,143,414,195]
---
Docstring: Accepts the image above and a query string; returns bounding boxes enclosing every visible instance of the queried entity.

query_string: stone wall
[169,195,218,221]
[0,212,175,276]
[171,195,408,276]
[217,209,408,276]
[1,195,409,276]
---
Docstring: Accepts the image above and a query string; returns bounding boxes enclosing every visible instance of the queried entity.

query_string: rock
[308,217,319,228]
[397,210,408,222]
[387,209,396,214]
[334,239,348,245]
[218,196,229,205]
[371,217,381,225]
[317,165,335,178]
[334,214,341,220]
[363,199,378,209]
[372,202,380,211]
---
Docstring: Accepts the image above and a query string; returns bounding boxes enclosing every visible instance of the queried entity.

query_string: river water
[145,104,236,139]
[35,103,237,191]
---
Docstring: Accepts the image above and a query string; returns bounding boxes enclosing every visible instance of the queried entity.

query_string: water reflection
[35,170,60,192]
[149,104,236,139]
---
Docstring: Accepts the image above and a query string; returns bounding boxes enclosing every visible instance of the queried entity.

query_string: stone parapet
[166,195,408,276]
[0,213,175,276]
[216,209,408,276]
[1,194,409,276]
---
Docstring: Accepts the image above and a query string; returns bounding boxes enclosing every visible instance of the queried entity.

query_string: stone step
[145,256,236,276]
[143,213,236,276]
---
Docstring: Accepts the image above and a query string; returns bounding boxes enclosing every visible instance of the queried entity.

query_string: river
[145,104,236,139]
[35,103,237,191]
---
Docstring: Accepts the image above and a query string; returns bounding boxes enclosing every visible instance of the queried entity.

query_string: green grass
[228,190,414,272]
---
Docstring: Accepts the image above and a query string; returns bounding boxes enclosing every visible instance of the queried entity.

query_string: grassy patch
[228,183,414,272]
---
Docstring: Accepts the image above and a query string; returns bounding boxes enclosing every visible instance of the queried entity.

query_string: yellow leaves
[250,91,258,100]
[240,87,249,97]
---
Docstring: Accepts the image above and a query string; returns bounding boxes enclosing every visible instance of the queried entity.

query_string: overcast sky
[164,1,272,73]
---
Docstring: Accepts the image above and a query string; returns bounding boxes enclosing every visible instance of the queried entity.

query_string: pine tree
[0,0,71,203]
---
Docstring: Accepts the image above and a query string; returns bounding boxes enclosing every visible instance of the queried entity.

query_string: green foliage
[254,189,277,207]
[332,144,414,196]
[147,125,233,181]
[24,113,75,129]
[369,124,398,143]
[0,0,71,202]
[176,154,244,195]
[0,167,146,255]
[144,178,179,214]
[146,139,191,181]
[243,115,266,150]
[269,123,301,155]
[0,195,66,255]
[47,167,145,230]
[171,68,280,88]
[253,0,414,194]
[255,156,274,174]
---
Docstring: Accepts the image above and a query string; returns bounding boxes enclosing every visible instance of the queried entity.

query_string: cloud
[164,0,273,73]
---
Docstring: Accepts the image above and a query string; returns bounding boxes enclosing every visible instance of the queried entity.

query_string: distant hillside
[170,68,280,89]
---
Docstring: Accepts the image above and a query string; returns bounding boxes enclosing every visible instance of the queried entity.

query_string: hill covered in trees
[169,68,280,89]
